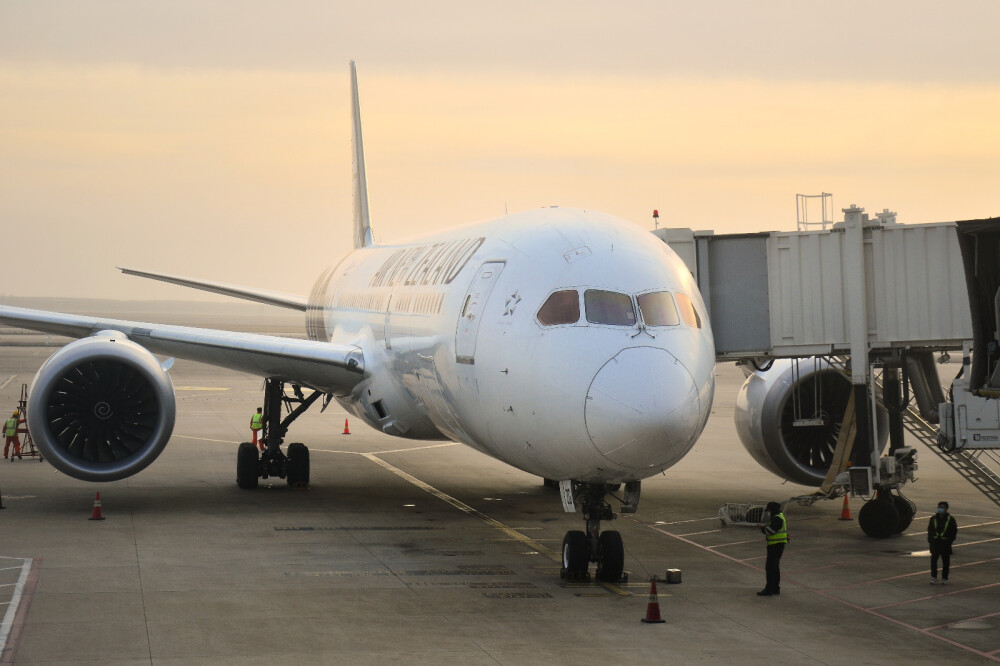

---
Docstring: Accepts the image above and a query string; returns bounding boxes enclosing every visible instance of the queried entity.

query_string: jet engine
[27,332,175,482]
[734,358,887,486]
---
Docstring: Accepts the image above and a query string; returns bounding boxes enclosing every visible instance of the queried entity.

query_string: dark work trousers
[765,543,785,592]
[930,541,951,580]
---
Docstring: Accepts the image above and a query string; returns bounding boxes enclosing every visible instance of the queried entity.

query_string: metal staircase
[826,356,1000,509]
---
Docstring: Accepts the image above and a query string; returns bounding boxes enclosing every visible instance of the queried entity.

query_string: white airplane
[0,62,720,581]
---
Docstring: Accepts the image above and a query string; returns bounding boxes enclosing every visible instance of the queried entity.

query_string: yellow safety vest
[5,417,17,437]
[250,413,263,430]
[931,515,952,540]
[766,513,789,545]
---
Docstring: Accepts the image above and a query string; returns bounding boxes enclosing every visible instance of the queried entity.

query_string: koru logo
[503,291,521,316]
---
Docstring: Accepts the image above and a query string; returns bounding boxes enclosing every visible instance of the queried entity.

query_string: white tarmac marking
[0,377,15,391]
[174,386,230,392]
[633,516,1000,662]
[909,536,1000,557]
[653,517,719,526]
[707,539,758,549]
[0,558,31,658]
[678,529,723,537]
[904,519,1000,537]
[311,443,458,455]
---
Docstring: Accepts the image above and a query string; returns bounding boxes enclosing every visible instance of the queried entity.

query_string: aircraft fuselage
[307,207,716,483]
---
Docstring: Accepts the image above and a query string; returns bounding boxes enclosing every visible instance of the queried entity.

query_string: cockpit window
[585,290,636,326]
[537,290,580,325]
[675,292,702,328]
[637,291,680,327]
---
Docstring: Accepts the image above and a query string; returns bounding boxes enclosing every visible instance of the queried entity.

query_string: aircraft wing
[118,267,308,311]
[0,305,364,396]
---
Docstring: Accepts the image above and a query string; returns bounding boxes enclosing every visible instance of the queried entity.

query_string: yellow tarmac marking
[354,453,640,595]
[369,443,458,455]
[173,435,240,445]
[169,435,630,596]
[361,452,558,558]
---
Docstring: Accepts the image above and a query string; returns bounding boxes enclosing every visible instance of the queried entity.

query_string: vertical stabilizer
[351,61,374,248]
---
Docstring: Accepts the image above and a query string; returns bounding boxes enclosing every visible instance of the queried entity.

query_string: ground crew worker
[4,410,24,460]
[928,500,958,585]
[758,501,788,596]
[250,407,264,451]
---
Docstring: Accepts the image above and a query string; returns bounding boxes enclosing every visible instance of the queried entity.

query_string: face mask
[937,507,945,514]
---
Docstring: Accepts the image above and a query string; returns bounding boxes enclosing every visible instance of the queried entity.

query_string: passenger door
[455,262,505,364]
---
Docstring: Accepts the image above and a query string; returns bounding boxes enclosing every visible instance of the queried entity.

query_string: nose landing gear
[559,481,638,582]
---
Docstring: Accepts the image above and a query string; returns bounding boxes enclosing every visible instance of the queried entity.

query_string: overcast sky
[2,1,1000,299]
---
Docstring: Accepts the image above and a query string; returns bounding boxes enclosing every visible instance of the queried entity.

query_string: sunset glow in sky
[2,1,1000,299]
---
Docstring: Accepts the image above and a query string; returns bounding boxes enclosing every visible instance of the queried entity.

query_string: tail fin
[351,61,373,249]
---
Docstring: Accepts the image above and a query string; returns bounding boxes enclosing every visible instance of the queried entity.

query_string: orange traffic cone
[342,419,351,435]
[89,492,105,521]
[839,494,852,521]
[640,579,666,623]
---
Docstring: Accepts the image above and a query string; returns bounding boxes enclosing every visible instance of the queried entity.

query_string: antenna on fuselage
[351,61,374,249]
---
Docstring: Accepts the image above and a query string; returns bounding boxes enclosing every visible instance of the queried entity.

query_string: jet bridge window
[585,290,636,326]
[637,291,680,327]
[537,290,580,325]
[674,292,702,328]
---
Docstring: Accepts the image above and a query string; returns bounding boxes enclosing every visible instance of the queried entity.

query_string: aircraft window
[585,290,636,326]
[537,290,580,325]
[675,292,702,328]
[637,291,680,326]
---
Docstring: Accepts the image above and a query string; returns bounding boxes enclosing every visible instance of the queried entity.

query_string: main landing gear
[857,487,915,538]
[236,379,323,490]
[559,480,639,583]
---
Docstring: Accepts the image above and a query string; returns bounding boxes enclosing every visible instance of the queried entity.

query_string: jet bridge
[655,206,973,360]
[654,208,1000,536]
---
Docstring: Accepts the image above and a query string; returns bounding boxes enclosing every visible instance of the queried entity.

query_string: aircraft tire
[596,530,624,582]
[236,442,259,490]
[858,496,899,538]
[286,442,309,488]
[893,494,915,533]
[562,530,589,576]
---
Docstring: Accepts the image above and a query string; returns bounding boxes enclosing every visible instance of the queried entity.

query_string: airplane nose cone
[585,347,701,470]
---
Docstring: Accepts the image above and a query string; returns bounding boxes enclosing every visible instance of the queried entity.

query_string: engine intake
[27,332,175,482]
[734,358,887,486]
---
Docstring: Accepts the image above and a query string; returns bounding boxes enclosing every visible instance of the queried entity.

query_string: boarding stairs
[826,356,1000,509]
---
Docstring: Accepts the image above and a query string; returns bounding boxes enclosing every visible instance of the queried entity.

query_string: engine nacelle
[734,358,887,486]
[27,332,175,482]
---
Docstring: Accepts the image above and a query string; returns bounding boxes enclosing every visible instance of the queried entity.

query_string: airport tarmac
[1,302,999,664]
